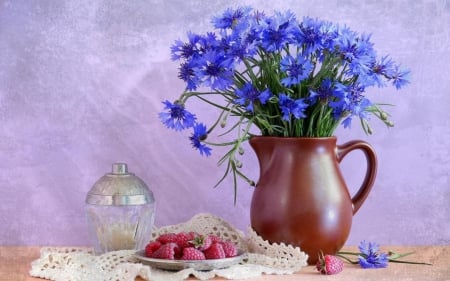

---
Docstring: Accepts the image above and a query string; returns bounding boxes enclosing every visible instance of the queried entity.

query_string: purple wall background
[0,0,449,246]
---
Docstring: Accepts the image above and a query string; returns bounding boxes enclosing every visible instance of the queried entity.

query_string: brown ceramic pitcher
[249,136,377,264]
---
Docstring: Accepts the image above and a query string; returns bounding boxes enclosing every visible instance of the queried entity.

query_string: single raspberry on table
[220,241,238,258]
[181,247,206,260]
[203,242,226,259]
[316,254,344,275]
[144,241,162,257]
[151,242,180,260]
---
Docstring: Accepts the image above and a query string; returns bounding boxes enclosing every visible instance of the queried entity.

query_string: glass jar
[85,163,155,255]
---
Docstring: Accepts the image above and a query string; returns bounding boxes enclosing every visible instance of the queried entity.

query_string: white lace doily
[30,213,308,281]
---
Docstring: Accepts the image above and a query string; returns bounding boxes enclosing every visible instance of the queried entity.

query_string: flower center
[206,63,220,76]
[170,105,184,120]
[182,43,195,58]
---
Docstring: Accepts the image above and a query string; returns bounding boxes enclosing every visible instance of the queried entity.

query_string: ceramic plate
[134,250,245,271]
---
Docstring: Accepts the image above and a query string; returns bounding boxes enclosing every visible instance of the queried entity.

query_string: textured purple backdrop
[0,0,449,247]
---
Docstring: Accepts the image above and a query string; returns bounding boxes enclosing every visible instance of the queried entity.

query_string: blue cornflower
[358,241,389,269]
[170,32,201,60]
[355,33,375,58]
[309,78,337,104]
[194,50,234,91]
[319,20,339,52]
[335,26,358,61]
[217,34,234,53]
[197,32,220,52]
[234,82,272,112]
[390,65,411,89]
[330,83,371,128]
[368,55,395,87]
[261,27,287,52]
[340,97,371,129]
[280,54,313,86]
[212,6,252,30]
[260,10,298,52]
[178,60,200,91]
[337,31,377,87]
[336,28,374,68]
[227,39,250,61]
[159,100,196,131]
[217,34,249,62]
[189,123,212,156]
[372,55,395,76]
[278,93,308,120]
[240,25,261,57]
[296,17,329,55]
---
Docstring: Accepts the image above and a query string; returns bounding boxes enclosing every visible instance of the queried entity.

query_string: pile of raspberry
[145,232,239,260]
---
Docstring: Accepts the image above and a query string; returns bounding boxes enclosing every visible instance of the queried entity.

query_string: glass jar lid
[86,163,154,206]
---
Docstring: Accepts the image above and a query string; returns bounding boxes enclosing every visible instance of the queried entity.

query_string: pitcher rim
[250,136,337,141]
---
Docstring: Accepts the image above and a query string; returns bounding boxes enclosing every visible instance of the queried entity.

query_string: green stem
[388,260,432,266]
[337,252,361,256]
[336,254,359,264]
[388,251,416,260]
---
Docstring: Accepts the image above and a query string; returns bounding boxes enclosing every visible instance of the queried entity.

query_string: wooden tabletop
[1,246,449,281]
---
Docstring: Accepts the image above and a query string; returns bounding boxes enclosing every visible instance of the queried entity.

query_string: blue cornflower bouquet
[159,7,409,190]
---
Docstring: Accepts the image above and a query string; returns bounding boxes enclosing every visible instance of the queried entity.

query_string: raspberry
[156,233,178,244]
[221,241,238,258]
[144,241,162,257]
[316,254,344,275]
[181,247,206,260]
[208,234,223,244]
[203,242,226,259]
[176,231,197,249]
[151,242,180,260]
[192,234,212,251]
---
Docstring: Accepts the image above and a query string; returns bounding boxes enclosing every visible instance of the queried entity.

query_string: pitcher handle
[337,140,378,215]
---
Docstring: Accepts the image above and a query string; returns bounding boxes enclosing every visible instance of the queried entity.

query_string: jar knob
[112,163,128,174]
